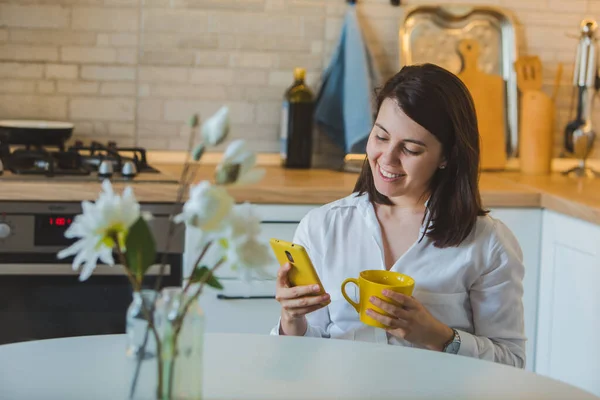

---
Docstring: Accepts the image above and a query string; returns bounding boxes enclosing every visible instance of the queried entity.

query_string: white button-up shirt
[271,193,526,368]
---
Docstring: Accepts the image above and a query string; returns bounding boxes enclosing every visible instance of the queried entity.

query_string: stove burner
[8,148,90,176]
[0,140,161,178]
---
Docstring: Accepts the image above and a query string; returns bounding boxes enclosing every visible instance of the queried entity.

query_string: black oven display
[34,214,77,246]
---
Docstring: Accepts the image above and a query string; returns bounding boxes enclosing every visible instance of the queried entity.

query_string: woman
[270,63,526,368]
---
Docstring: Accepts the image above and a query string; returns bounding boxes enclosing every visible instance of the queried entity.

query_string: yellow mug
[341,270,415,329]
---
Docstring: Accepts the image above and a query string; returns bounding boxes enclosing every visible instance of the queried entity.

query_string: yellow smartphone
[269,238,325,295]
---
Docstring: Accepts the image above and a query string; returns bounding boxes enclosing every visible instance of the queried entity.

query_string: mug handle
[341,278,360,313]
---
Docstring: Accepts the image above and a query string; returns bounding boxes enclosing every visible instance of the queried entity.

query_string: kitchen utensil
[400,4,520,158]
[514,56,543,92]
[514,56,556,175]
[0,120,74,146]
[563,19,600,178]
[457,39,507,170]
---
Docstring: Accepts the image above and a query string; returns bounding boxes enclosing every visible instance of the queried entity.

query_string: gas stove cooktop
[0,140,179,183]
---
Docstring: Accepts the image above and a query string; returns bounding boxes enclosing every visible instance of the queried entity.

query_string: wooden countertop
[1,156,599,225]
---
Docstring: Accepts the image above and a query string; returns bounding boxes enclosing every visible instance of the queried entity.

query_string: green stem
[165,258,225,399]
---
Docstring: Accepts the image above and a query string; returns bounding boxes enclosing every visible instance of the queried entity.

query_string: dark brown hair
[354,63,488,248]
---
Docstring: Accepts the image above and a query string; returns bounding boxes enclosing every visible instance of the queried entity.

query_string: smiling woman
[271,63,527,370]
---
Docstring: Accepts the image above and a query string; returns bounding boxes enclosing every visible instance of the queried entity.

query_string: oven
[0,201,183,345]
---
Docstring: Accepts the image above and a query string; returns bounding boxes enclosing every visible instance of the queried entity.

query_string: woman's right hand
[275,263,330,336]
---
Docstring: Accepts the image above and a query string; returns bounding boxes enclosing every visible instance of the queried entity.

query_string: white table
[0,333,598,400]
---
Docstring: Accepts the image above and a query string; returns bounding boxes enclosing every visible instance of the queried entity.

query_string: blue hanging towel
[314,5,379,154]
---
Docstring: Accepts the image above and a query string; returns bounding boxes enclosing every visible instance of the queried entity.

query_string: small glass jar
[125,289,159,400]
[155,286,205,400]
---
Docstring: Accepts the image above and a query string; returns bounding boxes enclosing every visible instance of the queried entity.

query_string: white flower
[173,181,234,232]
[225,202,261,240]
[215,139,265,185]
[201,106,229,146]
[57,180,150,282]
[226,237,273,279]
[221,203,272,280]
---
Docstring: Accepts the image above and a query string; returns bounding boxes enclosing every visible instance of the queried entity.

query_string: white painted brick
[234,69,269,85]
[548,0,586,12]
[148,83,240,100]
[0,29,8,42]
[37,81,56,94]
[0,62,44,78]
[81,66,136,81]
[138,137,170,149]
[143,33,218,50]
[46,64,78,80]
[276,54,323,70]
[0,80,36,93]
[57,81,100,94]
[72,7,139,32]
[265,0,285,11]
[244,86,285,101]
[100,82,136,95]
[268,70,295,87]
[110,33,138,47]
[9,29,97,46]
[525,26,576,51]
[311,41,324,55]
[0,95,67,120]
[164,100,254,124]
[144,9,210,33]
[189,68,234,84]
[73,122,95,136]
[97,34,111,46]
[256,102,281,125]
[170,0,264,10]
[138,84,151,97]
[70,97,135,121]
[194,50,231,67]
[117,49,137,65]
[230,52,277,69]
[140,51,196,66]
[137,99,164,121]
[500,0,551,10]
[218,35,312,52]
[286,0,327,15]
[109,122,134,136]
[325,17,343,41]
[303,16,326,40]
[139,66,189,83]
[138,122,179,137]
[93,121,108,135]
[61,47,117,63]
[0,45,59,62]
[105,0,139,6]
[0,4,70,29]
[512,10,586,27]
[209,13,304,37]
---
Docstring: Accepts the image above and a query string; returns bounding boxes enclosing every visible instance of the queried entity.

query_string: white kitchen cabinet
[488,208,542,373]
[536,210,600,396]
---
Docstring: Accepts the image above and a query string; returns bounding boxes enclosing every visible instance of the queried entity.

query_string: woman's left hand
[367,290,455,351]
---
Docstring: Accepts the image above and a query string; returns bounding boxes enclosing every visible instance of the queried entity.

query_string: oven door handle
[0,263,171,276]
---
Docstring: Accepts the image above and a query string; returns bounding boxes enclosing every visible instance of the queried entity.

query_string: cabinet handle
[216,294,276,300]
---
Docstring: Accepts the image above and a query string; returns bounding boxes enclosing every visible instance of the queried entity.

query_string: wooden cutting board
[456,39,507,170]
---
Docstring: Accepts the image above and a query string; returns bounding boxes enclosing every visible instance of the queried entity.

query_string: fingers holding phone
[276,262,331,319]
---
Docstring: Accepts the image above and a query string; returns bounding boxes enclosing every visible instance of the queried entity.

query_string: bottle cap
[293,67,306,81]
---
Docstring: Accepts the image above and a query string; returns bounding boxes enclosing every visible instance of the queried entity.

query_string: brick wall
[0,0,598,159]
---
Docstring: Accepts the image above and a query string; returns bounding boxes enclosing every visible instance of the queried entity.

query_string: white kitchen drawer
[198,280,280,335]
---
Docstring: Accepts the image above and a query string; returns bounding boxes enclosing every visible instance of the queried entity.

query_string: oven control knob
[98,160,114,178]
[121,161,137,178]
[0,223,11,239]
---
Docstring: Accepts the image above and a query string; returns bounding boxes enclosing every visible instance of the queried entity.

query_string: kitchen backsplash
[0,0,599,160]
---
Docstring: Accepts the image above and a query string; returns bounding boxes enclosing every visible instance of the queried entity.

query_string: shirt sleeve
[269,209,332,338]
[457,221,527,368]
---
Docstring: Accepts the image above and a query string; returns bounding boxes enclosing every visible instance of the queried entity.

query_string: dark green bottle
[279,67,314,169]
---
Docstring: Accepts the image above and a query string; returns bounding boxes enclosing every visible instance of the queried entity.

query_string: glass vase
[125,289,160,400]
[155,286,205,400]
